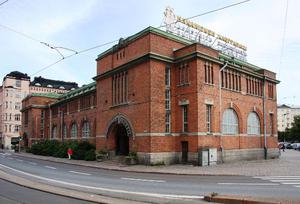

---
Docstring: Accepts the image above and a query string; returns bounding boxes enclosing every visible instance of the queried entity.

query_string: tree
[289,115,300,142]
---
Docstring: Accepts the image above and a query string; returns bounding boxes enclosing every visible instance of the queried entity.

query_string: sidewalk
[10,149,300,176]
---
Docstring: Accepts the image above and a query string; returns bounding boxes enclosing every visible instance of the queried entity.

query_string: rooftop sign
[163,7,247,61]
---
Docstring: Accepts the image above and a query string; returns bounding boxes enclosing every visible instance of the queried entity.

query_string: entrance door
[181,141,188,163]
[115,124,129,156]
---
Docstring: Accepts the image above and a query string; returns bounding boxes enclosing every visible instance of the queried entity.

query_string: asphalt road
[0,152,299,203]
[0,179,97,204]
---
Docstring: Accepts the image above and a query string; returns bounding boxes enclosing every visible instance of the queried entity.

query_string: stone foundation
[221,148,280,163]
[136,148,280,165]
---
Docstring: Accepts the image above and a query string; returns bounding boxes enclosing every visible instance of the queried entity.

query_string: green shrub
[84,149,96,161]
[28,140,95,161]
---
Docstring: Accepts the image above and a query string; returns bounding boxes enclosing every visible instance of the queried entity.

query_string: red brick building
[22,27,279,164]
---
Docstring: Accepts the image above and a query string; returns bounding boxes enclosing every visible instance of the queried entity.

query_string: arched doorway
[105,114,134,156]
[115,124,129,156]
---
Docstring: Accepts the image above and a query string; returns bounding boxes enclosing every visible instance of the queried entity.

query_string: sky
[0,0,299,105]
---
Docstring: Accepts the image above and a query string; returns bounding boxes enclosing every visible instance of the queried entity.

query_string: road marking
[69,171,91,176]
[294,186,300,188]
[218,183,279,186]
[281,182,300,185]
[121,177,166,183]
[0,163,203,200]
[7,157,12,160]
[29,162,37,165]
[270,180,300,182]
[44,166,56,170]
[254,176,300,179]
[16,159,23,162]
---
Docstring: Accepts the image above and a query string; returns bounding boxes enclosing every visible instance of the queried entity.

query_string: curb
[0,170,148,204]
[11,152,240,176]
[204,195,299,204]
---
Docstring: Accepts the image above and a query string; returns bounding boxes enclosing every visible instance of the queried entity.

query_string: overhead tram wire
[278,0,289,78]
[158,0,251,29]
[30,0,251,76]
[0,0,9,7]
[29,39,118,76]
[0,23,80,61]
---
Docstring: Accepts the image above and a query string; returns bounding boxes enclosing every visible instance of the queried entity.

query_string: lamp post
[219,62,228,163]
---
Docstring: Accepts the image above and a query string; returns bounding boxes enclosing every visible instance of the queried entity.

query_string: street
[0,152,299,203]
[0,179,97,204]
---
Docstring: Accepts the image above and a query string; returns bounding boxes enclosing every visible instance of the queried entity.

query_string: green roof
[219,53,262,71]
[30,92,61,99]
[96,26,192,60]
[60,82,96,100]
[96,26,269,73]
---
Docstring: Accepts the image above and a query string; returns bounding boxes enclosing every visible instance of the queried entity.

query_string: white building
[277,104,300,132]
[0,71,78,149]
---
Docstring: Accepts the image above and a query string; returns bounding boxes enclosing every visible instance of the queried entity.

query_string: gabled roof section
[25,92,61,100]
[96,26,192,61]
[219,53,262,71]
[59,81,96,101]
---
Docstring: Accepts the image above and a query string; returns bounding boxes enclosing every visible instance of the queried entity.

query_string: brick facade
[22,27,279,164]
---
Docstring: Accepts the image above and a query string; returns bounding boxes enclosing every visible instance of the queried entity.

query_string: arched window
[71,123,77,138]
[222,109,239,135]
[63,124,67,138]
[52,126,57,138]
[247,112,260,135]
[82,121,90,138]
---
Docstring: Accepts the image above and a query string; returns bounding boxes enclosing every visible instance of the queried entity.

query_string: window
[71,123,77,138]
[52,126,57,138]
[5,101,8,109]
[16,80,21,87]
[63,124,67,138]
[247,112,260,135]
[9,125,12,132]
[40,110,45,138]
[15,114,20,121]
[182,105,188,132]
[221,69,241,92]
[268,83,275,99]
[24,111,29,126]
[178,62,189,85]
[165,66,171,133]
[82,121,90,138]
[206,105,212,133]
[222,109,238,135]
[15,102,21,110]
[14,125,20,132]
[270,113,274,136]
[9,113,12,121]
[204,62,214,84]
[112,71,128,105]
[246,76,262,96]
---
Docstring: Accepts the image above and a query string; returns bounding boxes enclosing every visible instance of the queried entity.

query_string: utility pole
[219,61,228,163]
[263,76,267,159]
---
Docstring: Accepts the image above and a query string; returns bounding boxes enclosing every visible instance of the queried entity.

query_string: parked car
[286,143,293,149]
[291,143,300,150]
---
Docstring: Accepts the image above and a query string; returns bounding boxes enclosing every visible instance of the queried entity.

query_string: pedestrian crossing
[254,176,300,188]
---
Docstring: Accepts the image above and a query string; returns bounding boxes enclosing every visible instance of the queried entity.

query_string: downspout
[263,76,267,159]
[219,61,228,163]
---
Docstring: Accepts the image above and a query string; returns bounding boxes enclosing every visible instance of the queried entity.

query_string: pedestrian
[282,144,285,152]
[67,148,73,159]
